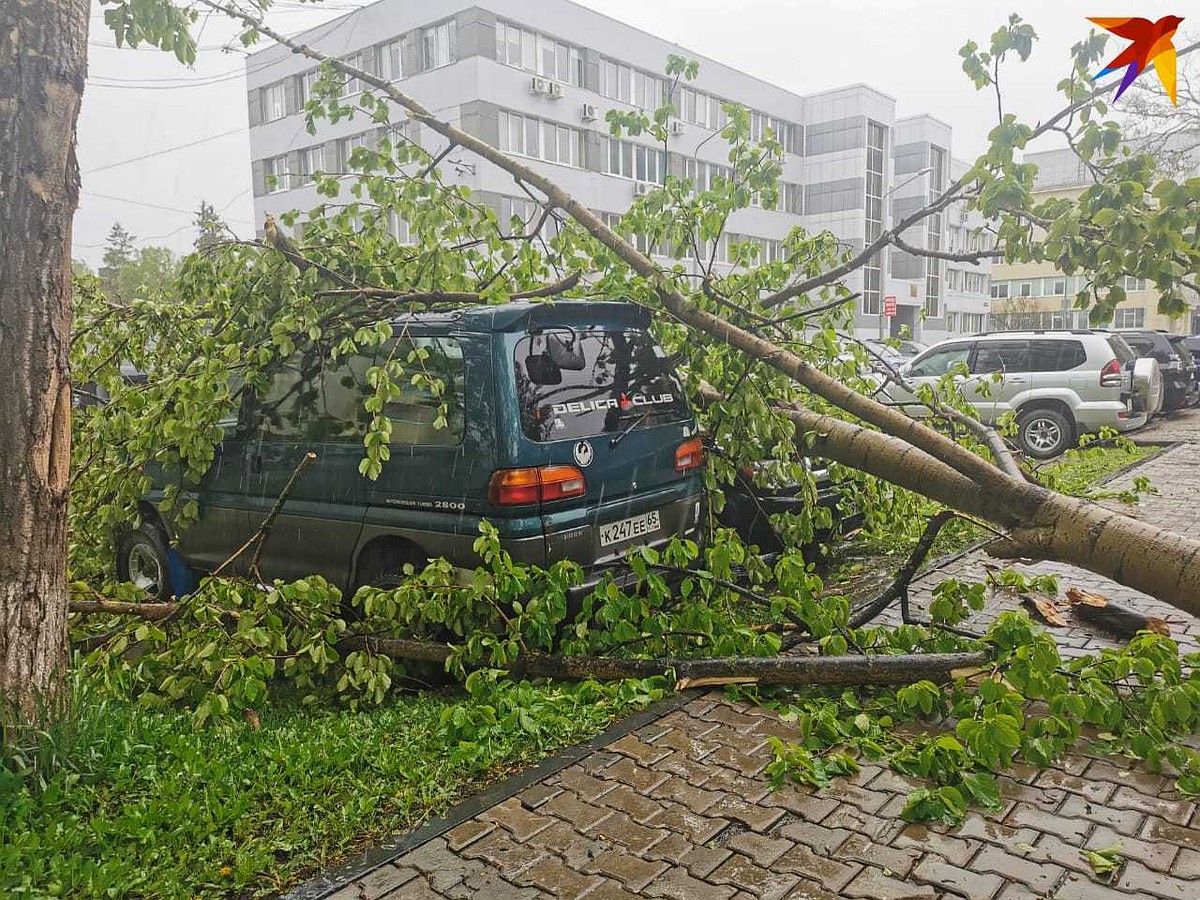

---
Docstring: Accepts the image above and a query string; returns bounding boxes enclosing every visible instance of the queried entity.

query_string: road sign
[884,295,897,317]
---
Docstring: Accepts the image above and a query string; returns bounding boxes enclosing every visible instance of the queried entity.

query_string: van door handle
[1007,377,1028,384]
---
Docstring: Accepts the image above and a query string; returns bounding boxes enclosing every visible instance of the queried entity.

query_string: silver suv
[884,330,1155,458]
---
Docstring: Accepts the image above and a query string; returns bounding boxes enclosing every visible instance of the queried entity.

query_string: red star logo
[619,393,632,410]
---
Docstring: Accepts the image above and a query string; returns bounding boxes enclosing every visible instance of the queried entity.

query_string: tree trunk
[0,0,88,722]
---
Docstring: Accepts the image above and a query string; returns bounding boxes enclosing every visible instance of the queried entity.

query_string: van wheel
[1017,408,1073,460]
[116,524,174,601]
[353,543,429,592]
[353,543,452,685]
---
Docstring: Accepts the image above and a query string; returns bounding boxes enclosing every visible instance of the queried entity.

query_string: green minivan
[118,301,707,600]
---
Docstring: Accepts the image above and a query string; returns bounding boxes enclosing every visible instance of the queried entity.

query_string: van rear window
[514,328,689,442]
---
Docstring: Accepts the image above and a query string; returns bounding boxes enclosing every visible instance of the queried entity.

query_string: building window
[963,272,988,294]
[380,40,403,81]
[500,196,539,236]
[990,280,1010,300]
[601,137,665,182]
[338,53,364,96]
[296,69,319,106]
[498,110,583,167]
[946,312,957,331]
[961,312,985,332]
[600,58,662,109]
[862,119,887,317]
[784,182,803,215]
[1123,276,1148,292]
[263,82,286,121]
[338,133,371,170]
[388,211,412,244]
[421,20,456,71]
[495,21,582,84]
[1114,306,1146,328]
[264,155,290,193]
[682,158,732,193]
[924,144,946,318]
[296,145,324,184]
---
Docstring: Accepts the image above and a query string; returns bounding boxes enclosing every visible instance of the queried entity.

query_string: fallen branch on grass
[68,601,986,687]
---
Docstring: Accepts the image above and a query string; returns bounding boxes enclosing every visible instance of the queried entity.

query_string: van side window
[254,338,465,445]
[256,351,328,441]
[1029,339,1086,372]
[377,336,466,446]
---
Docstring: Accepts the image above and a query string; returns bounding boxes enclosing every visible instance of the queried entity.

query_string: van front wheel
[1017,407,1073,460]
[116,524,174,601]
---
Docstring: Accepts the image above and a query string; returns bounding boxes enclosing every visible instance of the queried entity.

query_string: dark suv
[119,302,707,599]
[1116,330,1195,412]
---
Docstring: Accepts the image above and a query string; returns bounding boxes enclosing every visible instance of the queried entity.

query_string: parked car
[716,457,859,562]
[1114,329,1196,412]
[119,302,707,601]
[864,339,925,367]
[882,330,1158,459]
[1166,335,1200,409]
[1183,336,1200,386]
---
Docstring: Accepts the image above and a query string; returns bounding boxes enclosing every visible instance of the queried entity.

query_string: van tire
[352,542,453,685]
[1017,407,1073,460]
[116,524,174,601]
[352,542,429,592]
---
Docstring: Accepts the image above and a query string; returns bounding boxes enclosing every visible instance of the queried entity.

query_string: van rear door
[511,326,703,563]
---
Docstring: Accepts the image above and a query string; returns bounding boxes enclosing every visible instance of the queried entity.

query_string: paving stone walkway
[315,422,1200,900]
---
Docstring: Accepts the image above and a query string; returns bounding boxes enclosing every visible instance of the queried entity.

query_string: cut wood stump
[1065,587,1170,639]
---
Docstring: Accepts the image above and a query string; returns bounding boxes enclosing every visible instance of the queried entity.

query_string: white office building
[245,0,991,341]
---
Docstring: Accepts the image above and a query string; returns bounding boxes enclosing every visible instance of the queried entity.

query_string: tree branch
[891,233,1004,264]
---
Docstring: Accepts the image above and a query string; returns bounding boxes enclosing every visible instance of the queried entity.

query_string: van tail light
[675,437,706,473]
[1100,358,1123,387]
[488,465,587,505]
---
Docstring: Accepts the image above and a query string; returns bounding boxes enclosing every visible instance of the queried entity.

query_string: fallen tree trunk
[342,636,988,686]
[69,605,987,687]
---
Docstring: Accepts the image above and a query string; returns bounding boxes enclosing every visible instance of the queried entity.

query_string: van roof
[390,300,651,333]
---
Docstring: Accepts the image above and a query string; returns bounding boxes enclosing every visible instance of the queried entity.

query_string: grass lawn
[1,681,652,899]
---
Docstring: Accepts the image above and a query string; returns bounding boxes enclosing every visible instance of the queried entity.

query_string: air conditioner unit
[529,76,549,95]
[581,102,598,122]
[633,181,654,197]
[547,81,564,99]
[670,120,686,136]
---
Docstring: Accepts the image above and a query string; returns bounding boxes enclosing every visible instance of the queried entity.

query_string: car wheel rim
[1026,418,1062,453]
[128,544,163,595]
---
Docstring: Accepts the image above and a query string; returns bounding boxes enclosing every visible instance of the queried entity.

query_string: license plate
[599,510,662,547]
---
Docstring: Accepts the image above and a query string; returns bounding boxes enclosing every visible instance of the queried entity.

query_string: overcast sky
[73,0,1192,266]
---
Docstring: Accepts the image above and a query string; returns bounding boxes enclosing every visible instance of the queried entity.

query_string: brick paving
[319,420,1200,899]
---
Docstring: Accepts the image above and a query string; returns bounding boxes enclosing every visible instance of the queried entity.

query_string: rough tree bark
[0,0,89,720]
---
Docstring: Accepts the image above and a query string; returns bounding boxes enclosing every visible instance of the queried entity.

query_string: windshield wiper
[609,413,649,447]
